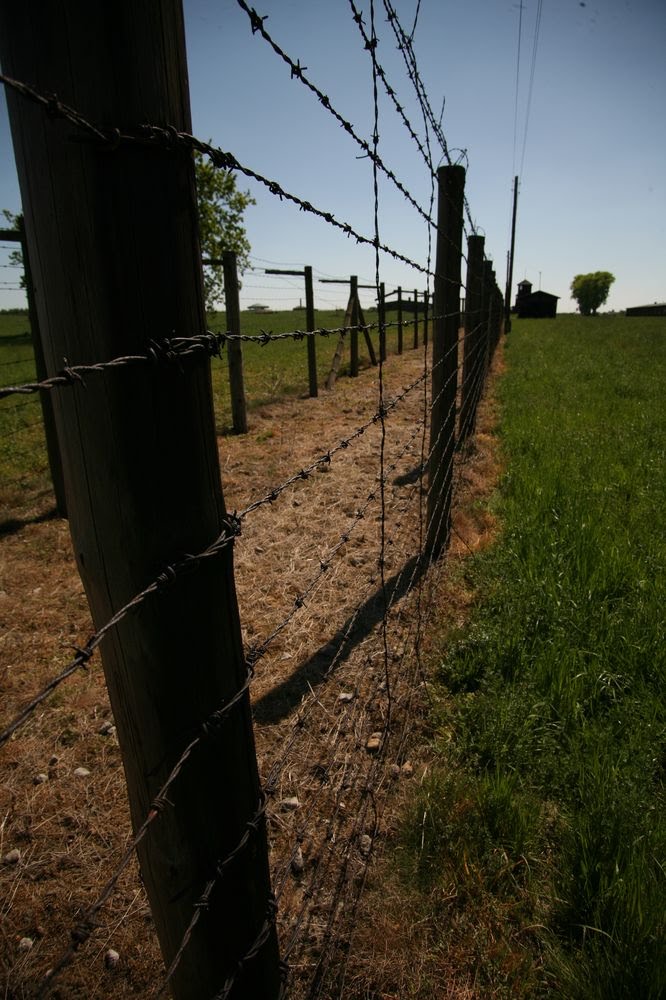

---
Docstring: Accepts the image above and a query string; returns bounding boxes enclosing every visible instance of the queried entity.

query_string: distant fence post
[397,286,403,354]
[482,259,494,373]
[20,221,68,516]
[426,165,465,559]
[423,289,429,347]
[223,251,249,434]
[0,4,280,997]
[458,233,485,444]
[413,288,419,348]
[304,264,317,397]
[350,274,359,377]
[1,221,68,516]
[378,281,387,361]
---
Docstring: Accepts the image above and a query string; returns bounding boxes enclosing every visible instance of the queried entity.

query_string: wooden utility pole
[458,234,485,445]
[0,4,280,998]
[223,251,249,434]
[265,265,318,397]
[504,175,519,333]
[426,165,465,559]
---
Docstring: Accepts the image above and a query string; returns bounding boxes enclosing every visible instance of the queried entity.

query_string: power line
[512,1,525,178]
[520,0,544,179]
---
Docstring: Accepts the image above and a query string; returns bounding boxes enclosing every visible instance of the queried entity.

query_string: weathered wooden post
[222,251,249,434]
[378,281,387,362]
[426,165,465,559]
[304,264,317,397]
[458,234,485,444]
[482,259,494,373]
[423,289,429,347]
[0,4,280,997]
[1,222,67,516]
[350,274,359,377]
[397,286,403,355]
[413,288,419,348]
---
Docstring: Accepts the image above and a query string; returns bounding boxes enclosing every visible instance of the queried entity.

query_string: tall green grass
[402,315,665,998]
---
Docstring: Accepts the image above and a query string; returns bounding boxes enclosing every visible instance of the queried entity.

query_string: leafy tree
[1,209,25,289]
[570,271,615,315]
[194,151,255,312]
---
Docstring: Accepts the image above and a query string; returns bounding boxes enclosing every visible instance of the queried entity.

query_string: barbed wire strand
[0,73,436,280]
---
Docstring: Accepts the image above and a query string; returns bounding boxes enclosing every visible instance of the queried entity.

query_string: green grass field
[0,306,420,521]
[399,314,665,997]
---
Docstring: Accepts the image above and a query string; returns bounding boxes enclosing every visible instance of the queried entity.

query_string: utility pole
[0,4,280,996]
[504,175,519,333]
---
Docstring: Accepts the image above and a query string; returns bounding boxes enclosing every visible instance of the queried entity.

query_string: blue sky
[1,0,664,314]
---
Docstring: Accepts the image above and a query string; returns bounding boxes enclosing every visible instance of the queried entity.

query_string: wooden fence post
[1,222,68,516]
[223,251,249,434]
[397,286,403,355]
[426,165,465,559]
[482,259,494,373]
[350,274,359,377]
[378,281,386,362]
[423,290,429,347]
[458,233,485,444]
[413,288,419,348]
[0,4,280,997]
[304,264,317,397]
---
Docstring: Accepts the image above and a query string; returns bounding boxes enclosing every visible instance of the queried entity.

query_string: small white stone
[338,692,354,703]
[104,948,120,970]
[98,720,115,736]
[280,796,300,811]
[3,848,21,865]
[33,773,49,785]
[73,767,90,778]
[359,834,372,857]
[18,937,34,951]
[366,732,382,753]
[401,761,414,778]
[291,845,305,874]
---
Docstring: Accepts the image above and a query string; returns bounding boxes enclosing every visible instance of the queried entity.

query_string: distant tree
[570,271,615,315]
[1,209,25,289]
[194,151,255,312]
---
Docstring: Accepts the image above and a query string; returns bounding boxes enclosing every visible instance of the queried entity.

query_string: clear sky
[1,0,664,314]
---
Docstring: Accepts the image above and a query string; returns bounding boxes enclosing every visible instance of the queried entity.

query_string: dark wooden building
[625,303,666,317]
[513,279,559,318]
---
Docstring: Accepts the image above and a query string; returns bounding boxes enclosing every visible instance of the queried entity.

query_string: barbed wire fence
[0,3,504,998]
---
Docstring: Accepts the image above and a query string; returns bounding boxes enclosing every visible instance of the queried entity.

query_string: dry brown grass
[0,340,504,999]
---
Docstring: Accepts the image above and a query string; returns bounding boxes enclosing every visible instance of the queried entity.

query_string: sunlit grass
[400,314,666,998]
